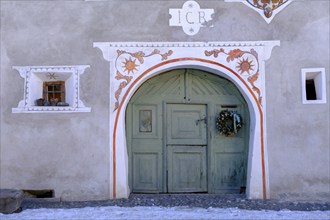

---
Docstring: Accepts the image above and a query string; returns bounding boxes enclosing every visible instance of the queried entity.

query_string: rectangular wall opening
[301,68,326,104]
[22,189,54,198]
[305,79,317,100]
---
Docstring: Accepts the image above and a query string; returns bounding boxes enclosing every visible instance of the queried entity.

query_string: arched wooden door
[126,69,249,193]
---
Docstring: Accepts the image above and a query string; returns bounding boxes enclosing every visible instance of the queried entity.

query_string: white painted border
[94,41,279,199]
[12,65,91,113]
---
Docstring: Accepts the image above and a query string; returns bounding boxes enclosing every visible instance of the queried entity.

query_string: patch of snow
[1,206,329,220]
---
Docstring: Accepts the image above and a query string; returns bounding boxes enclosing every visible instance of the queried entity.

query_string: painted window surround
[94,41,280,199]
[12,65,91,113]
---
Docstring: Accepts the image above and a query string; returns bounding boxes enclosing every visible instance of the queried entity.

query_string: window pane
[47,85,54,92]
[43,81,65,103]
[54,85,61,91]
[139,110,152,132]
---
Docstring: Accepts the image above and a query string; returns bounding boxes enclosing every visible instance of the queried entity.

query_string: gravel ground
[21,194,330,211]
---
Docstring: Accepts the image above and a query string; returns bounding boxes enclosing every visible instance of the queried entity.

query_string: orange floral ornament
[248,0,289,18]
[205,48,263,106]
[237,58,254,75]
[113,49,174,111]
[122,57,139,74]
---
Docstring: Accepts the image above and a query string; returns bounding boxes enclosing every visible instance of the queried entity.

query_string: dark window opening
[23,189,54,198]
[306,79,317,100]
[221,105,238,108]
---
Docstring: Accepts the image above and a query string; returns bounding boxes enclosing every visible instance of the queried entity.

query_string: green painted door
[126,103,163,193]
[126,69,249,194]
[167,104,207,192]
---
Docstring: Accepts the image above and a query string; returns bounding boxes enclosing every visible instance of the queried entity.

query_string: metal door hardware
[196,117,207,125]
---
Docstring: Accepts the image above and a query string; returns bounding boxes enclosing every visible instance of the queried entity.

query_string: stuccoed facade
[0,0,329,201]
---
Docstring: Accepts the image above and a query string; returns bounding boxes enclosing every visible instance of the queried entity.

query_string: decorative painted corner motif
[114,49,173,111]
[246,0,290,18]
[225,0,291,23]
[205,48,262,105]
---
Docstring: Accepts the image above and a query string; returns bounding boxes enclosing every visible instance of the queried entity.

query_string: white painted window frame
[12,65,91,113]
[301,68,327,104]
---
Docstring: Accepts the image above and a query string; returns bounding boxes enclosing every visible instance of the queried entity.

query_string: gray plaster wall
[1,0,329,201]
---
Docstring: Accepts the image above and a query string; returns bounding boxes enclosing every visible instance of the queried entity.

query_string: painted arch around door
[126,69,249,194]
[94,41,280,199]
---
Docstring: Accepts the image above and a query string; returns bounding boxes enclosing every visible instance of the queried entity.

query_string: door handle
[196,117,207,126]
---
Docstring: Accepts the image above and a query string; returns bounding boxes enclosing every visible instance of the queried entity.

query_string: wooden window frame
[43,81,65,103]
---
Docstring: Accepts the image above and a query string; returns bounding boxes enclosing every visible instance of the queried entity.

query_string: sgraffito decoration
[169,0,214,36]
[225,0,292,23]
[247,0,290,18]
[205,48,262,105]
[114,49,173,111]
[12,65,91,113]
[94,41,280,199]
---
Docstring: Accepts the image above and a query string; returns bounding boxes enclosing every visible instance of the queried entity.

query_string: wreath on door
[216,110,242,136]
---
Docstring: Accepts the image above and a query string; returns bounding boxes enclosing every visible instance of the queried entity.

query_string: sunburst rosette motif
[113,49,173,111]
[205,48,263,105]
[122,56,139,74]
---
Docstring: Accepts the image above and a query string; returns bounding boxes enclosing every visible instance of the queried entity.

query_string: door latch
[196,117,207,126]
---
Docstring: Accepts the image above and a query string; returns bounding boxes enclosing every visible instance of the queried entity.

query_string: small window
[42,81,66,105]
[133,105,157,138]
[139,110,152,132]
[12,65,91,113]
[302,68,327,104]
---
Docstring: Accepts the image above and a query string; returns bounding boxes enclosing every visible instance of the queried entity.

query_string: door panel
[210,105,248,193]
[167,146,207,192]
[166,104,207,192]
[167,104,207,145]
[132,152,160,192]
[213,153,245,192]
[129,104,163,193]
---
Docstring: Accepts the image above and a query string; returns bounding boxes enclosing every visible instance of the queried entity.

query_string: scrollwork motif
[205,48,262,105]
[247,0,290,18]
[113,49,173,111]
